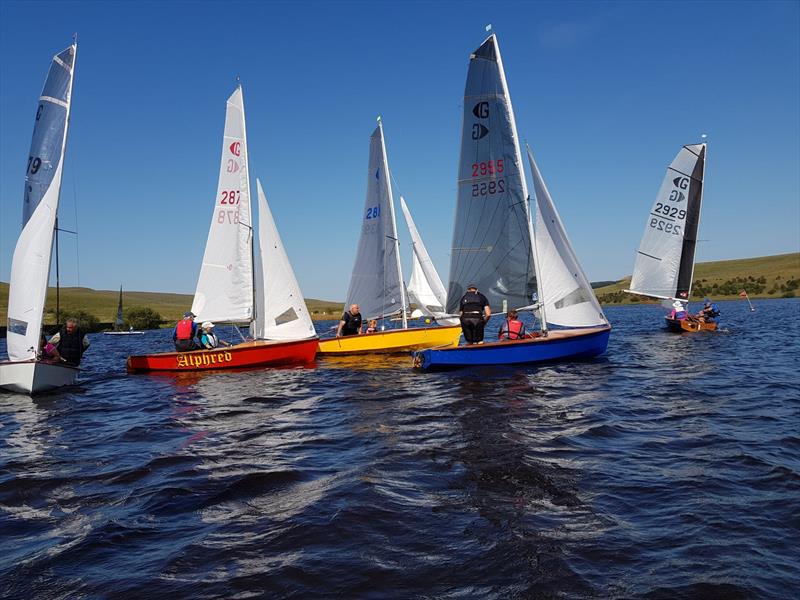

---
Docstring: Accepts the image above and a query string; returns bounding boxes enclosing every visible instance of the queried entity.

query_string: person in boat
[459,284,491,344]
[498,309,527,341]
[173,311,199,351]
[336,304,363,337]
[365,319,378,334]
[668,301,688,321]
[48,318,90,366]
[696,299,720,323]
[198,322,231,349]
[39,334,63,362]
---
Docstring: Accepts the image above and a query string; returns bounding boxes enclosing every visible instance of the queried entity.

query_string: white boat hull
[0,360,79,395]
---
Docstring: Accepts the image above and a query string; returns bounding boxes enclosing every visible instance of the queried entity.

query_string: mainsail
[528,146,608,327]
[191,85,254,323]
[251,179,316,341]
[628,144,706,300]
[446,33,537,314]
[399,196,448,316]
[115,285,124,329]
[344,120,407,322]
[7,44,76,361]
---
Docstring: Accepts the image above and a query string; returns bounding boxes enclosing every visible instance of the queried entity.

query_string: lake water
[1,299,798,598]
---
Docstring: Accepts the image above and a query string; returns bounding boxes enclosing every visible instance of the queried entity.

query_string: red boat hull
[126,338,318,373]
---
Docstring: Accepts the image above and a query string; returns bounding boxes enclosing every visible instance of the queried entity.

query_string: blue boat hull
[413,326,611,371]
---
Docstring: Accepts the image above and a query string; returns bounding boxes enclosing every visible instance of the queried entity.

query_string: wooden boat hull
[317,325,462,355]
[0,359,79,395]
[413,326,611,371]
[665,318,718,333]
[126,338,318,373]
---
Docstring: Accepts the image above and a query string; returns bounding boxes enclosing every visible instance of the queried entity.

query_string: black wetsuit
[459,291,489,344]
[55,326,86,366]
[340,311,362,336]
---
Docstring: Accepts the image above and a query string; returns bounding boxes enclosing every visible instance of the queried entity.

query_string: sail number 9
[27,156,42,175]
[653,203,686,220]
[472,160,504,177]
[472,179,505,197]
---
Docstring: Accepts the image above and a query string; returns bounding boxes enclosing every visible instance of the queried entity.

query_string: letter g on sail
[473,102,489,119]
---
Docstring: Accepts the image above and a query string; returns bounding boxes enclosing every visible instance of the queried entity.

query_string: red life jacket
[505,319,524,339]
[175,318,194,340]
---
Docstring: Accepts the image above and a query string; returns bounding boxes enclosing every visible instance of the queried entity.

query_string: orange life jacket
[175,318,194,340]
[505,319,524,340]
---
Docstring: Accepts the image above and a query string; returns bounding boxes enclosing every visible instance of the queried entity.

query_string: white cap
[201,321,214,330]
[672,301,684,309]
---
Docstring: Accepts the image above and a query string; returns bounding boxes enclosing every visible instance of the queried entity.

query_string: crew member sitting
[173,311,198,351]
[199,322,231,349]
[668,301,688,320]
[365,319,378,334]
[696,299,720,323]
[498,309,527,340]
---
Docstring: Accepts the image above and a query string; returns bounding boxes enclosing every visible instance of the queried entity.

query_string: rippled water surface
[1,299,799,598]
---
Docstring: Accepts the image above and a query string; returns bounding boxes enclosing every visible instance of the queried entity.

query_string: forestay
[628,144,706,300]
[7,44,76,361]
[399,196,447,316]
[528,146,608,327]
[192,86,254,323]
[251,179,316,340]
[446,33,537,314]
[344,121,406,321]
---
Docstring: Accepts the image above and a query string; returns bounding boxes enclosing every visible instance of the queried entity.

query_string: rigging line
[71,158,81,286]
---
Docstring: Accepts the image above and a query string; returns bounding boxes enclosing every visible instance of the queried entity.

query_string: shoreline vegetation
[0,253,796,329]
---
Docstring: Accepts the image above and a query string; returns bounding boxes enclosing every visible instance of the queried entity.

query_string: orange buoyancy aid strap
[176,318,194,340]
[506,319,524,339]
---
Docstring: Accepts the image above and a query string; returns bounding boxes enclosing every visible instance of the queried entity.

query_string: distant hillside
[0,283,343,324]
[594,252,800,304]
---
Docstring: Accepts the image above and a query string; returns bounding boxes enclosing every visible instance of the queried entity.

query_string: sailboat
[0,43,79,395]
[103,286,144,335]
[127,85,317,372]
[623,143,713,332]
[413,33,611,370]
[316,119,462,355]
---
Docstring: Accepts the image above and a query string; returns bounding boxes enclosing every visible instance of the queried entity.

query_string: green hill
[594,252,800,304]
[0,283,343,325]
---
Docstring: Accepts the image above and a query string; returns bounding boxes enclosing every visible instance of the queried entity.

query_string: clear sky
[1,0,798,302]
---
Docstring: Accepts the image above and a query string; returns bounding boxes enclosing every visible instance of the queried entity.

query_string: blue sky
[1,0,798,301]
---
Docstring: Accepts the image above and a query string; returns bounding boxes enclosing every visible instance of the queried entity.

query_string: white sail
[7,44,76,361]
[251,179,316,340]
[528,146,608,327]
[399,196,447,316]
[344,120,407,322]
[446,33,538,314]
[191,85,254,323]
[628,144,707,300]
[115,285,124,328]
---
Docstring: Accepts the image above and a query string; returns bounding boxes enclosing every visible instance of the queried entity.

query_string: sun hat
[201,321,214,330]
[672,300,684,309]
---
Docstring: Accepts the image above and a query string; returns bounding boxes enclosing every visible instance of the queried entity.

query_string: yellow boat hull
[317,325,462,355]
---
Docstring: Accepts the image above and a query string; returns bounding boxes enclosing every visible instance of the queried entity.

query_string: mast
[238,81,256,326]
[685,138,707,300]
[378,117,408,329]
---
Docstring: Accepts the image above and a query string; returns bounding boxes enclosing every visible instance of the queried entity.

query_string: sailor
[337,304,363,337]
[459,284,491,344]
[49,318,90,366]
[365,319,378,334]
[199,322,231,349]
[668,300,688,321]
[173,311,198,351]
[696,298,720,323]
[498,309,527,340]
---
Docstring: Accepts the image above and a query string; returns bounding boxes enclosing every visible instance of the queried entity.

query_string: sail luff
[7,43,76,361]
[239,83,256,325]
[675,144,706,298]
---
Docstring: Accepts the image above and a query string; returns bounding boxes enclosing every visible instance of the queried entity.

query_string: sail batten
[629,144,706,300]
[191,86,254,323]
[7,44,76,361]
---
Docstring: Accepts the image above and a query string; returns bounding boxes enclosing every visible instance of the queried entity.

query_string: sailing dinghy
[623,143,715,332]
[0,43,80,395]
[127,86,317,372]
[414,33,610,371]
[316,119,461,355]
[104,286,144,335]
